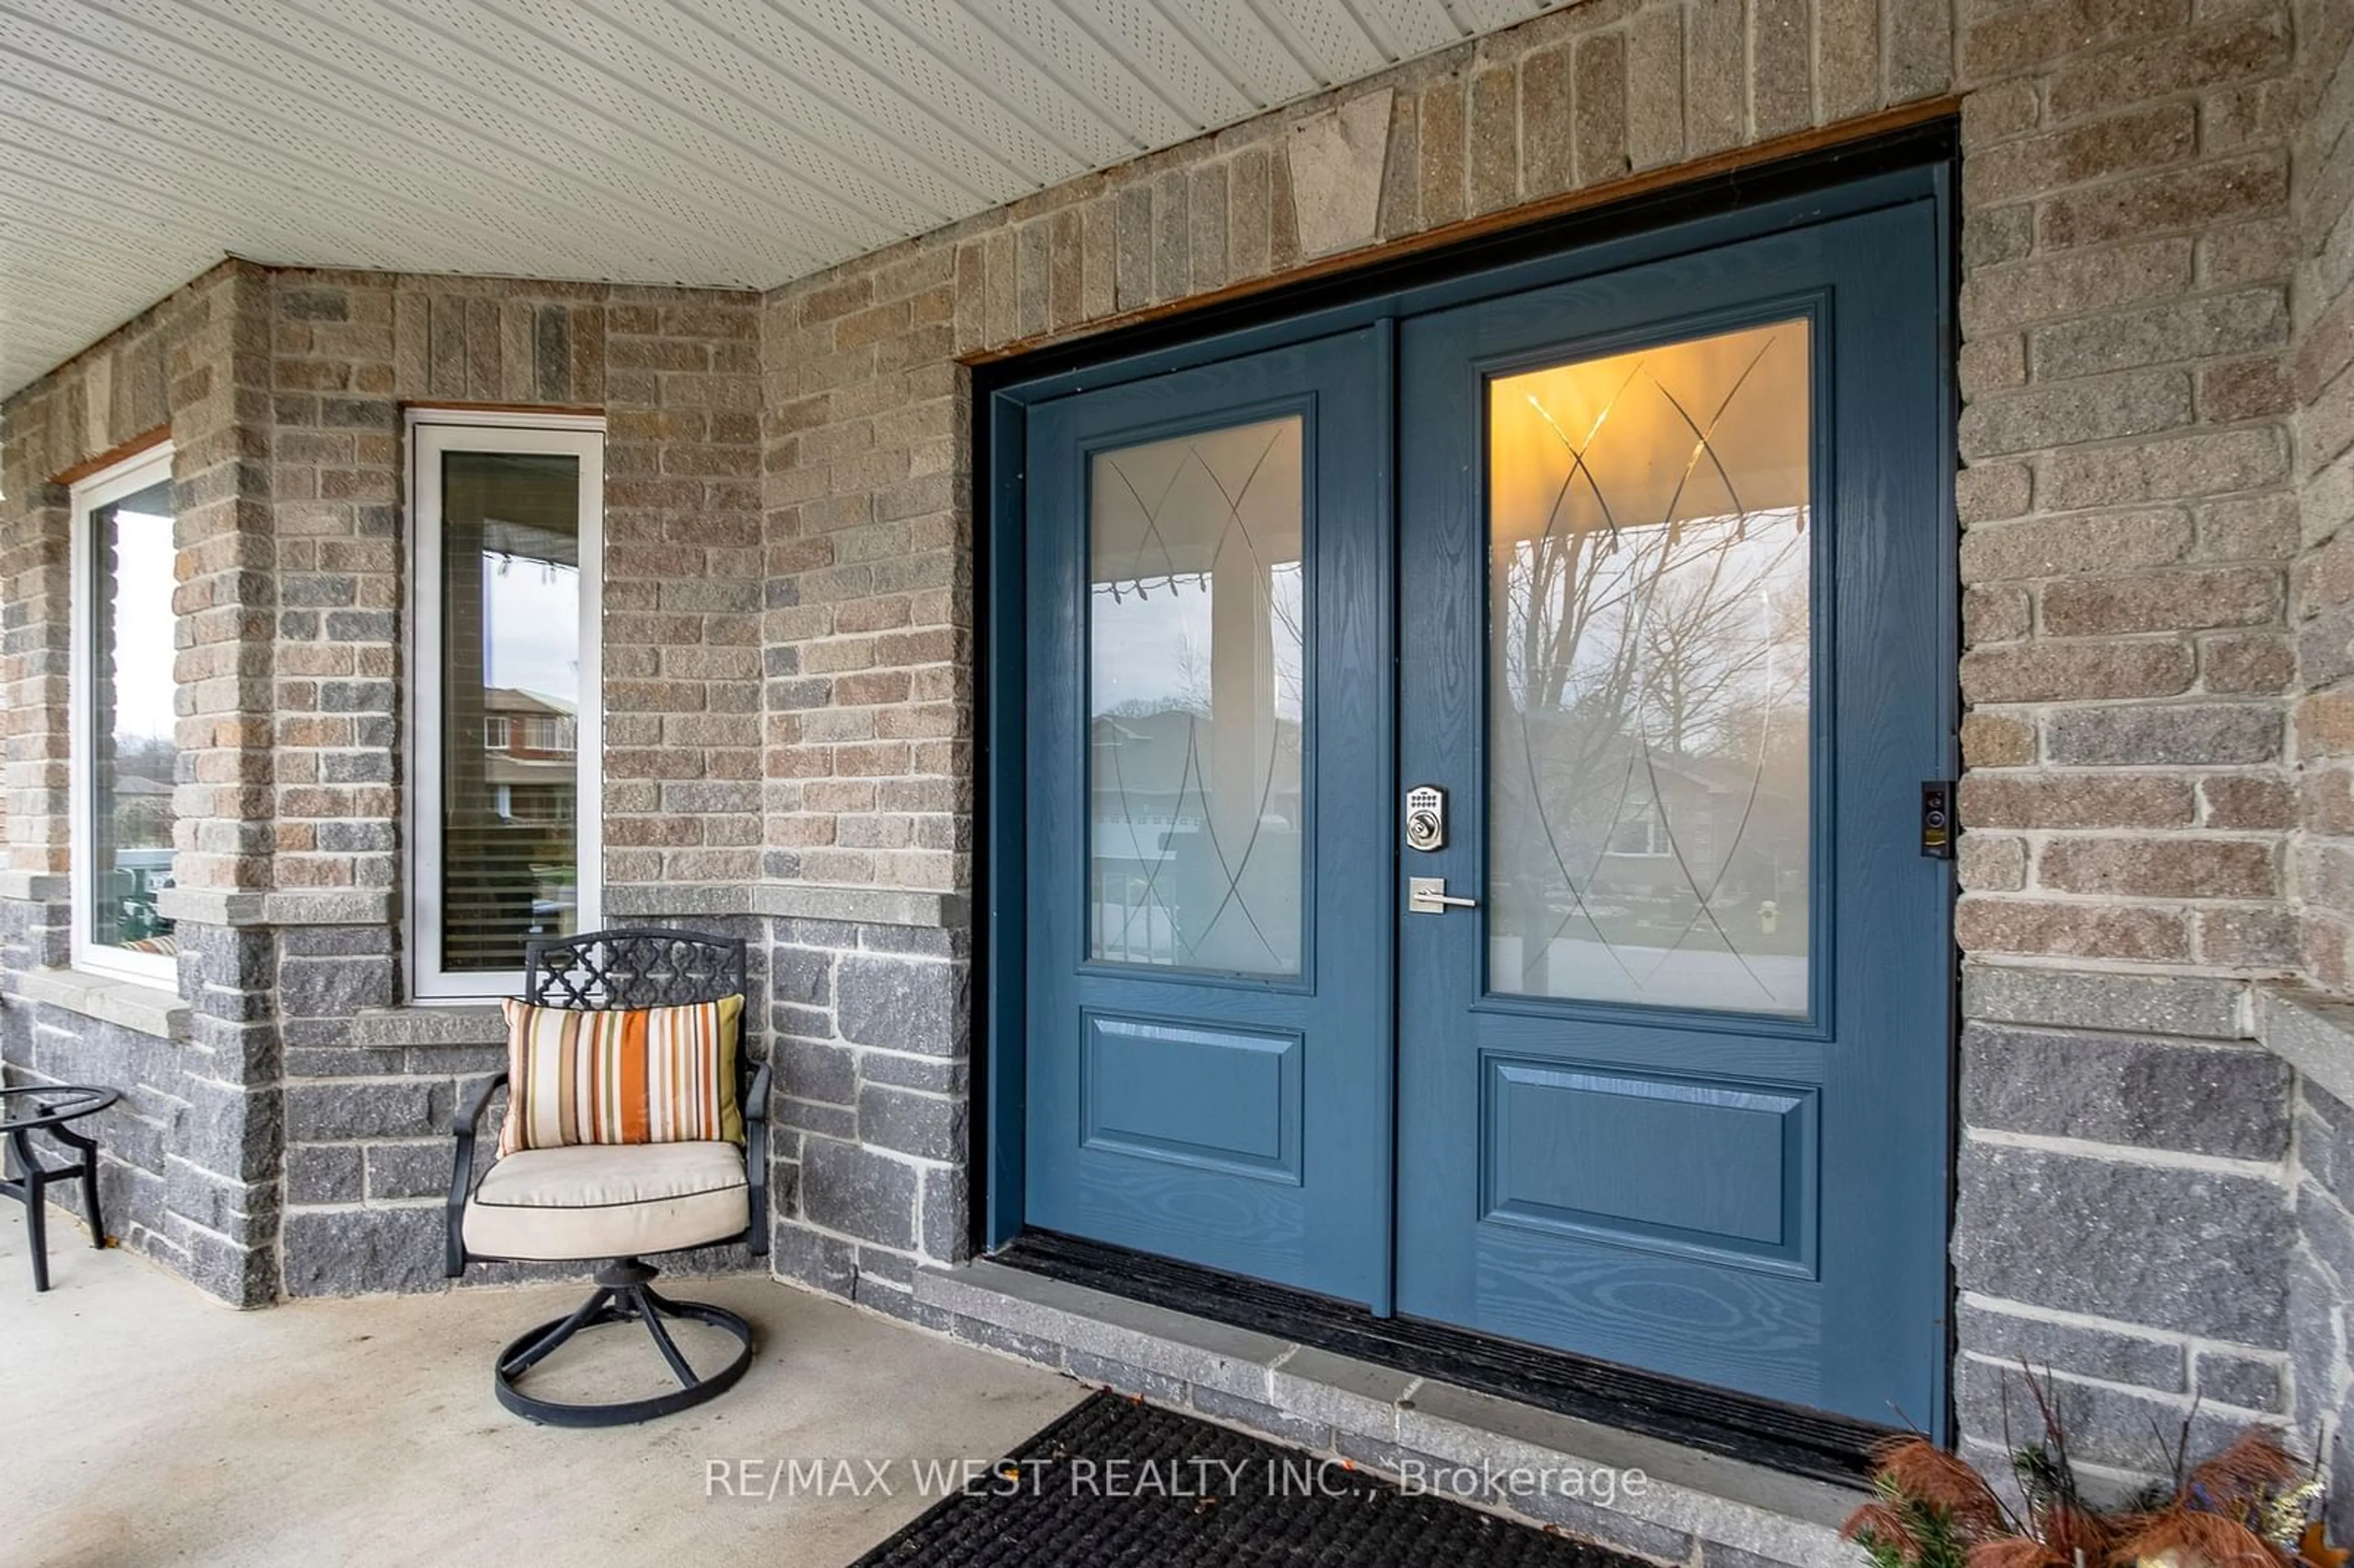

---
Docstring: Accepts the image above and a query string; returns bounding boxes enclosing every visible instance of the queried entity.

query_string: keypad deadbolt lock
[1404,785,1447,853]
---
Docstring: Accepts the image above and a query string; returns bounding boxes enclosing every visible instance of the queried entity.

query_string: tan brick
[1960,638,2195,701]
[2040,565,2281,634]
[1956,895,2190,961]
[1960,772,2197,828]
[1963,508,2191,580]
[1964,712,2040,766]
[2038,837,2276,898]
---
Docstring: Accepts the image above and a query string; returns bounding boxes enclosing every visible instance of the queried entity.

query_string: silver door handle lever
[1408,877,1478,914]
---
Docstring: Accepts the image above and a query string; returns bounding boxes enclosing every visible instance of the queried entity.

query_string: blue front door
[1015,181,1953,1427]
[1395,200,1954,1424]
[1022,327,1395,1307]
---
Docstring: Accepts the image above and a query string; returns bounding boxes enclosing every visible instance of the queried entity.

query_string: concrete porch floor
[2,1209,1083,1568]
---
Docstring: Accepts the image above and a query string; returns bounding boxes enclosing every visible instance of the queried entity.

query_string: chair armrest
[446,1072,507,1279]
[744,1061,771,1257]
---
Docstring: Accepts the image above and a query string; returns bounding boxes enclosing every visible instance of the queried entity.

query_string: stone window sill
[349,1005,509,1049]
[2255,986,2354,1109]
[9,967,189,1041]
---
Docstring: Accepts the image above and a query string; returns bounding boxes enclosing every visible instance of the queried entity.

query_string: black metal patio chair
[445,927,770,1426]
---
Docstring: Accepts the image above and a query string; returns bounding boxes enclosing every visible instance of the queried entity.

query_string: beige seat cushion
[463,1141,749,1263]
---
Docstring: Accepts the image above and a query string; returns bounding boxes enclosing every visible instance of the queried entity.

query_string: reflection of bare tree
[1495,509,1810,997]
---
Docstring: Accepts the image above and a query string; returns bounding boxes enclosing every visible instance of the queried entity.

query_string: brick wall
[0,264,774,1300]
[0,264,283,1303]
[3,0,2353,1495]
[747,0,2344,1479]
[2291,0,2354,1526]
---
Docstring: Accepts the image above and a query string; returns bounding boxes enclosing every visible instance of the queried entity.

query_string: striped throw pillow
[497,995,745,1155]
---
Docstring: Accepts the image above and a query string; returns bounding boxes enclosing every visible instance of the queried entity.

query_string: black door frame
[971,119,1962,1472]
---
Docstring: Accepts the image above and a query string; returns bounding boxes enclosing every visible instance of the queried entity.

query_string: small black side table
[1,1084,117,1292]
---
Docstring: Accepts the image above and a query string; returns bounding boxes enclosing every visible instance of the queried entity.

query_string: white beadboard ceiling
[0,0,1565,399]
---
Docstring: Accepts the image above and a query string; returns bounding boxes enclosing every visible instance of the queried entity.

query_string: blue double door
[1019,188,1953,1427]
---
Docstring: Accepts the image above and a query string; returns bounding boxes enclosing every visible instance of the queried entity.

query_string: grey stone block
[1189,1383,1335,1452]
[768,1220,856,1296]
[858,923,965,959]
[278,956,397,1019]
[921,1163,966,1262]
[171,1078,282,1184]
[950,1311,1064,1368]
[279,924,397,957]
[284,1079,436,1143]
[175,1222,278,1307]
[164,1157,275,1235]
[365,1141,459,1201]
[2257,990,2354,1111]
[859,1050,964,1095]
[1268,1345,1414,1437]
[771,917,861,949]
[281,1206,445,1296]
[780,1097,858,1140]
[1962,1025,2291,1159]
[777,1039,856,1105]
[1953,1141,2290,1345]
[836,954,966,1055]
[915,1261,1290,1403]
[2301,1084,2354,1202]
[284,1048,408,1078]
[852,1270,920,1321]
[2301,1185,2354,1285]
[857,1083,965,1162]
[799,1136,918,1249]
[769,943,834,1007]
[1064,1349,1188,1402]
[1956,1356,2253,1475]
[1955,1300,2185,1390]
[771,1003,836,1042]
[1707,1543,1828,1568]
[2288,1250,2340,1429]
[1517,1487,1697,1564]
[2333,1422,2353,1551]
[284,1143,364,1205]
[2192,1349,2286,1412]
[856,1244,917,1290]
[1964,965,2249,1040]
[347,1006,507,1048]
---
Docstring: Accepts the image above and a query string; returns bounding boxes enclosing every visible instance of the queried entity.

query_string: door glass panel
[1487,320,1812,1016]
[1088,417,1306,976]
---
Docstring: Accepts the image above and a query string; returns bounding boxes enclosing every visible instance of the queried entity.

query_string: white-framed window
[68,443,181,986]
[406,411,603,1000]
[1606,797,1672,858]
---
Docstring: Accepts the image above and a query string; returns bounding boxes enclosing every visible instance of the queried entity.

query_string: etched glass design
[1488,321,1813,1016]
[1088,417,1306,976]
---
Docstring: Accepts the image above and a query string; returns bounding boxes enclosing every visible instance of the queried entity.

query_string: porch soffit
[0,0,1569,400]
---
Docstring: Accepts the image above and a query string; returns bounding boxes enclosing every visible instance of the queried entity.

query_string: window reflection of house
[482,688,578,828]
[1089,706,1303,972]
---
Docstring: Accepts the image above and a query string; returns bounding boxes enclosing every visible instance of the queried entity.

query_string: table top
[0,1084,120,1132]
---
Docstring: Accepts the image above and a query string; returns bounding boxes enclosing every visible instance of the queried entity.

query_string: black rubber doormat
[848,1390,1648,1567]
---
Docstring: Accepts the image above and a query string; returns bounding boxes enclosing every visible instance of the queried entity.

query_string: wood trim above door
[962,96,1961,369]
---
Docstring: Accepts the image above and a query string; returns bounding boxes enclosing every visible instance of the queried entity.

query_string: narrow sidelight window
[69,444,180,984]
[408,414,603,999]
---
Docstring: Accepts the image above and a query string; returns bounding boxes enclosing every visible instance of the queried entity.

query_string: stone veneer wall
[2,0,2353,1496]
[748,0,2348,1489]
[0,264,774,1299]
[2289,0,2354,1531]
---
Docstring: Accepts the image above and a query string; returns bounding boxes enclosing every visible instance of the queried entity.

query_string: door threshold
[993,1230,1895,1486]
[913,1251,1867,1568]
